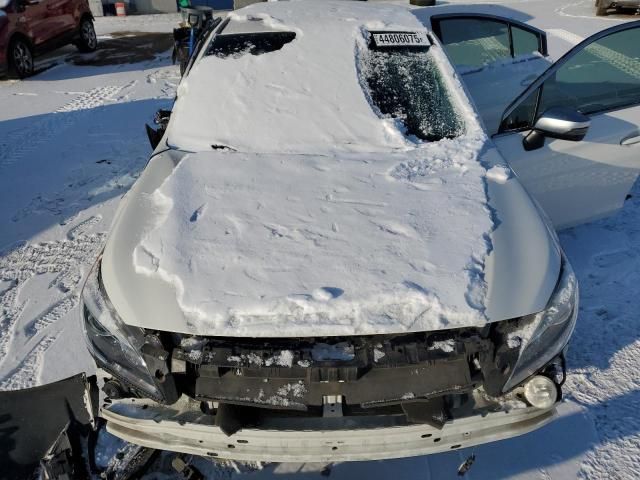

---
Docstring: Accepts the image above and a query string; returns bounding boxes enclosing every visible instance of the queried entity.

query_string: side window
[432,16,546,70]
[538,27,640,116]
[499,26,640,132]
[512,25,541,57]
[436,18,510,68]
[501,87,540,131]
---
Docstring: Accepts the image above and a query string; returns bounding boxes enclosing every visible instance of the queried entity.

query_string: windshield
[359,47,464,141]
[170,17,470,154]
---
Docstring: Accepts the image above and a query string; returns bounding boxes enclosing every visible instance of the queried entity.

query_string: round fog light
[523,375,558,409]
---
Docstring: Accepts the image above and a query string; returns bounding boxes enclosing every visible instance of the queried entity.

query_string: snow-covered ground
[0,1,639,478]
[0,24,179,390]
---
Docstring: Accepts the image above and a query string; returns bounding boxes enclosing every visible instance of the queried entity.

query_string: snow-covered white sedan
[80,1,640,462]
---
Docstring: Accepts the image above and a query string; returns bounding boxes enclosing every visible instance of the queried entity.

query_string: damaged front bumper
[92,319,567,462]
[101,392,556,462]
[83,251,572,462]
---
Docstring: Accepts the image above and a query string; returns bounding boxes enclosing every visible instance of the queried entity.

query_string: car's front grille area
[168,329,493,412]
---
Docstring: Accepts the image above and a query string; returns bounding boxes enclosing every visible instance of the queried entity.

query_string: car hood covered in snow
[100,147,560,337]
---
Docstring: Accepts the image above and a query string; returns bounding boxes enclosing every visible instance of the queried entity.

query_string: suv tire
[596,0,609,15]
[76,18,98,53]
[8,38,34,79]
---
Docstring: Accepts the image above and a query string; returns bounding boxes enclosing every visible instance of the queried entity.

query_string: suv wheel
[9,39,34,79]
[77,18,98,53]
[596,0,609,15]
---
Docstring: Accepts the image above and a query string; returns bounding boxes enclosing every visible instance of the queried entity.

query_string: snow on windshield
[167,2,468,154]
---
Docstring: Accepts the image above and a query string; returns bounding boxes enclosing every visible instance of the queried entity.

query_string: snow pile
[429,339,456,353]
[265,350,294,367]
[227,353,264,366]
[224,381,307,408]
[373,346,386,362]
[486,165,513,184]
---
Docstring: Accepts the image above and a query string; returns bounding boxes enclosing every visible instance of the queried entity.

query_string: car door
[42,0,73,41]
[493,21,640,229]
[429,14,551,134]
[15,0,50,46]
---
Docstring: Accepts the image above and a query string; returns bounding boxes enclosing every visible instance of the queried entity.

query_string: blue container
[189,0,232,9]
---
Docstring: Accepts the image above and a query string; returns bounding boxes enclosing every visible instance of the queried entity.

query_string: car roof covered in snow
[166,0,473,154]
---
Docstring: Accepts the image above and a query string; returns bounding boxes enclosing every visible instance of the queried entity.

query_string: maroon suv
[0,0,96,78]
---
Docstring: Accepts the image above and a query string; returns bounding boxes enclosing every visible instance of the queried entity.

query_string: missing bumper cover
[171,332,491,414]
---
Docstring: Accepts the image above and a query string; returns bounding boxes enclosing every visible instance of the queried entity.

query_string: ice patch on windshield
[357,41,464,142]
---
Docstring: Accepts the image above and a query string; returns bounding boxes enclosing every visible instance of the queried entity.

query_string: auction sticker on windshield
[371,31,430,48]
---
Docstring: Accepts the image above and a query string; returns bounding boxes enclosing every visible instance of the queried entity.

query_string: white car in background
[80,1,640,462]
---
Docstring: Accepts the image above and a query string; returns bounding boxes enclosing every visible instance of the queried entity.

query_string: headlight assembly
[500,254,578,392]
[81,258,164,401]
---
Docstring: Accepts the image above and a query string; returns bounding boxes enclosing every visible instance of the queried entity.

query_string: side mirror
[523,107,590,151]
[145,124,163,150]
[145,109,171,149]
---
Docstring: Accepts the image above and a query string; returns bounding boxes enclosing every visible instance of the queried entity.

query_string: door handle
[621,135,640,146]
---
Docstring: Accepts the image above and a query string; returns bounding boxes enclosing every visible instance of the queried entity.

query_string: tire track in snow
[67,214,102,240]
[548,29,585,46]
[146,68,180,98]
[0,333,60,390]
[25,295,77,338]
[0,216,105,380]
[0,86,123,169]
[0,283,27,366]
[0,234,105,282]
[559,180,640,477]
